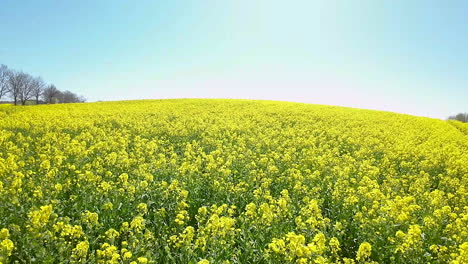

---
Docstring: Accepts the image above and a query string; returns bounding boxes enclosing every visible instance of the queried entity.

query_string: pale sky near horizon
[1,0,466,119]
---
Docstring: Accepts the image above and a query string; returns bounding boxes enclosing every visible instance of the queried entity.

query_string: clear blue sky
[1,0,466,119]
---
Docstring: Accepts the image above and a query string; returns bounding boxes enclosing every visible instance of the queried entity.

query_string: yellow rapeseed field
[0,99,467,264]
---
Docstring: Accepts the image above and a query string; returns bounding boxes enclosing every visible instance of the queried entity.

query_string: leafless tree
[42,84,60,104]
[57,90,81,103]
[31,76,46,104]
[448,113,468,123]
[0,65,10,101]
[7,70,28,105]
[17,73,35,105]
[52,89,85,103]
[7,70,36,105]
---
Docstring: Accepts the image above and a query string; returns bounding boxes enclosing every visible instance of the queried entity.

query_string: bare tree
[7,70,27,105]
[52,89,85,103]
[55,90,64,103]
[7,70,36,105]
[0,65,10,101]
[448,113,468,123]
[31,76,45,104]
[59,90,79,103]
[42,84,60,104]
[17,73,35,105]
[61,91,72,103]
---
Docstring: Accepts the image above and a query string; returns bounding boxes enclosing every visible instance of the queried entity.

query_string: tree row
[0,64,85,105]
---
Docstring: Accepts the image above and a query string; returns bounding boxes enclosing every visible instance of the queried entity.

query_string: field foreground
[0,99,467,263]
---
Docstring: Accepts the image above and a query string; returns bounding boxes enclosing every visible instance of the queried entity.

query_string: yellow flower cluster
[0,99,466,263]
[28,204,53,231]
[394,225,422,254]
[0,229,14,263]
[267,232,327,263]
[356,242,372,262]
[71,240,89,263]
